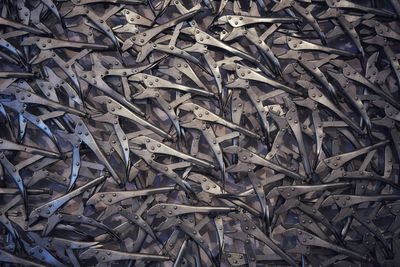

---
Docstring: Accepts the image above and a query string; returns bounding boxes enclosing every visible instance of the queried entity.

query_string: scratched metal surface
[0,0,400,266]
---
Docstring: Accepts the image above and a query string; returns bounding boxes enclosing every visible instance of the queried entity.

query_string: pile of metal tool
[0,0,400,266]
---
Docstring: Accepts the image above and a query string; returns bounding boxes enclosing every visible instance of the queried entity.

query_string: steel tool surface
[0,0,399,266]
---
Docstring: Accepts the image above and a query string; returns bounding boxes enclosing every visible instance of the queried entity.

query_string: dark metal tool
[0,0,398,266]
